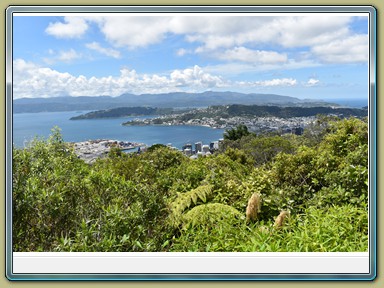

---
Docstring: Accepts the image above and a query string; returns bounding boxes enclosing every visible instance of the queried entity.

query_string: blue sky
[12,13,369,100]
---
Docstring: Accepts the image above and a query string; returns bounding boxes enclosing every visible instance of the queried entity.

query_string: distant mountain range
[13,91,339,113]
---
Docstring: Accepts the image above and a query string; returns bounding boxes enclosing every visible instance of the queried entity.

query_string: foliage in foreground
[12,117,369,252]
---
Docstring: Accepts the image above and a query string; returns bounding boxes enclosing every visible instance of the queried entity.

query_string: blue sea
[323,98,368,108]
[12,111,225,149]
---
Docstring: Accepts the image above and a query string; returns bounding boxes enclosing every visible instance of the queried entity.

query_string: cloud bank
[13,59,304,98]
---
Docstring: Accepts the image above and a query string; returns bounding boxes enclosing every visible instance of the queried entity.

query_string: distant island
[70,107,174,120]
[13,91,340,113]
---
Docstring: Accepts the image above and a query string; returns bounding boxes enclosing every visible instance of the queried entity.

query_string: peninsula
[122,104,368,133]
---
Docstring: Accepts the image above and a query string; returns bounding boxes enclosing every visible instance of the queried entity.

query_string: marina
[72,139,144,163]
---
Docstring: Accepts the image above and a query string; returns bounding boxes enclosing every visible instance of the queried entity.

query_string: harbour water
[12,111,225,149]
[11,97,368,149]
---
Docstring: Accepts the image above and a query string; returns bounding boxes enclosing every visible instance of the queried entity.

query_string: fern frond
[196,186,209,202]
[168,185,213,227]
[191,192,198,205]
[182,203,243,229]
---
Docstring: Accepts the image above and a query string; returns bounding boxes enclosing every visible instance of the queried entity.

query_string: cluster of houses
[227,116,312,135]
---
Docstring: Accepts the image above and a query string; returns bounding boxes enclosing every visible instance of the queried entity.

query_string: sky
[12,13,370,100]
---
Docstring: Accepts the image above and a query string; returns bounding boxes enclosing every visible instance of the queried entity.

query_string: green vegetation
[70,107,173,120]
[13,117,368,252]
[224,124,250,141]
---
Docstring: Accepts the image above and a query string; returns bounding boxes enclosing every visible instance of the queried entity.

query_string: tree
[240,134,295,165]
[223,124,250,141]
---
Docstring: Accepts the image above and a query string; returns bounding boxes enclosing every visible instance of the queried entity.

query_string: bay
[12,111,225,149]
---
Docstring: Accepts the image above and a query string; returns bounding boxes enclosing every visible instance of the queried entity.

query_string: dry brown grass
[274,210,290,228]
[246,193,261,222]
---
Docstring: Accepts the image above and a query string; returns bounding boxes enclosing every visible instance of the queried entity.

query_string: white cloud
[57,49,81,62]
[176,16,274,51]
[13,59,303,99]
[269,16,352,48]
[13,59,75,97]
[311,34,368,63]
[170,65,225,88]
[13,60,227,98]
[77,15,358,51]
[252,78,297,87]
[217,47,287,64]
[306,78,320,86]
[176,48,189,57]
[86,42,121,58]
[45,15,368,66]
[93,16,171,49]
[202,59,320,78]
[43,49,82,64]
[45,16,89,38]
[172,15,353,51]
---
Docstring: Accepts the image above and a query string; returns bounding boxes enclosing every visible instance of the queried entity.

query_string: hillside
[122,104,368,126]
[69,107,173,120]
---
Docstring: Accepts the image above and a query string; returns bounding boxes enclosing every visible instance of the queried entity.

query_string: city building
[202,145,210,153]
[195,141,202,153]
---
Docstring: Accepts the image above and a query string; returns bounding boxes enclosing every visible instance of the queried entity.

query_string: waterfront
[12,111,225,149]
[12,96,368,150]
